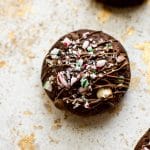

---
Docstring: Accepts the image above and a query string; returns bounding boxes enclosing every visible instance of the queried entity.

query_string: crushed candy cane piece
[82,40,89,49]
[80,78,89,88]
[116,55,125,63]
[71,77,77,86]
[90,73,97,79]
[96,60,107,68]
[82,32,90,38]
[57,72,69,88]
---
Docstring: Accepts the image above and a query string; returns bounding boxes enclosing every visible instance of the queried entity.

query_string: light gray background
[0,0,150,149]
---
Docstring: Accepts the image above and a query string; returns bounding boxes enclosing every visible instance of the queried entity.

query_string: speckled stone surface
[0,0,150,150]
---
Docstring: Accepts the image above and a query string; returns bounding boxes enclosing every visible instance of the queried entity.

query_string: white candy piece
[82,40,89,49]
[97,88,112,99]
[50,48,60,59]
[98,73,104,78]
[143,147,149,150]
[90,73,97,79]
[116,55,125,63]
[71,77,77,86]
[84,101,90,108]
[82,32,90,38]
[78,59,83,65]
[91,64,96,70]
[96,60,107,68]
[73,103,80,109]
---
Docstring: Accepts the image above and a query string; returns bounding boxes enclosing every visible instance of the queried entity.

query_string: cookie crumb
[18,134,35,150]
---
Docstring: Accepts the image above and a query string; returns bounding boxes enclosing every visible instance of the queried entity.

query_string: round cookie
[135,129,150,150]
[100,0,144,7]
[41,29,131,116]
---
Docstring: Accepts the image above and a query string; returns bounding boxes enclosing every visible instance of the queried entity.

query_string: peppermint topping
[82,40,89,49]
[82,32,90,38]
[87,46,93,52]
[50,48,60,59]
[80,78,89,88]
[43,31,130,110]
[57,72,69,88]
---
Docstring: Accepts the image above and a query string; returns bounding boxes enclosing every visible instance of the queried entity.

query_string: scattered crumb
[23,111,33,116]
[135,116,139,119]
[0,0,32,18]
[17,3,32,17]
[79,123,88,128]
[144,88,150,94]
[18,0,25,4]
[119,133,129,146]
[121,27,135,41]
[48,136,59,144]
[18,134,35,150]
[141,106,145,111]
[27,51,35,59]
[35,84,39,87]
[64,112,69,120]
[8,31,16,45]
[44,100,52,113]
[21,49,35,59]
[0,60,6,68]
[33,125,43,130]
[51,118,62,130]
[146,68,150,88]
[134,42,150,89]
[0,50,6,55]
[67,0,78,13]
[134,42,150,64]
[11,127,20,136]
[130,62,137,71]
[108,103,123,116]
[130,77,140,90]
[126,27,135,36]
[18,122,22,126]
[97,8,111,23]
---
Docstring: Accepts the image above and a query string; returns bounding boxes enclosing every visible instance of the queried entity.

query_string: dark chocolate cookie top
[41,29,131,115]
[135,129,150,150]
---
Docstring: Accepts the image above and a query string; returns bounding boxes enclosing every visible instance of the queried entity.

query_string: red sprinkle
[63,42,68,47]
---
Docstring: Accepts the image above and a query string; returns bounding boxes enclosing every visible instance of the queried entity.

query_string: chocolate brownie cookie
[41,29,131,116]
[135,129,150,150]
[100,0,144,7]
